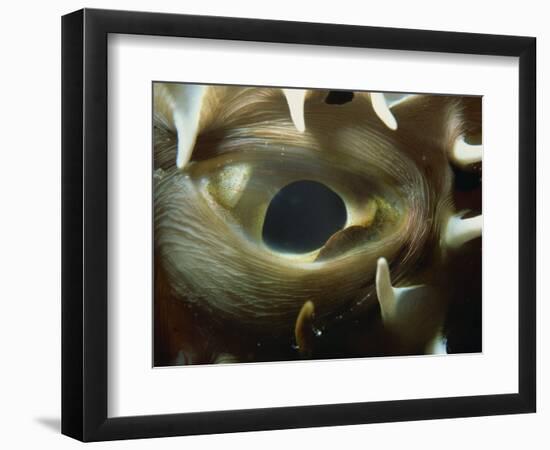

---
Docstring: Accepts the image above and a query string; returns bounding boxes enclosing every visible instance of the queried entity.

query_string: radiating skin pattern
[153,84,482,366]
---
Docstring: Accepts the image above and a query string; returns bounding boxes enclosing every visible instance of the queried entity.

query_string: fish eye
[262,180,347,254]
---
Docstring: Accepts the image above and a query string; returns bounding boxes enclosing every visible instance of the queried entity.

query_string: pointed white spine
[375,257,397,322]
[295,300,315,356]
[371,93,398,130]
[444,214,482,250]
[376,257,426,325]
[425,332,448,355]
[169,85,207,169]
[282,89,307,132]
[450,135,482,168]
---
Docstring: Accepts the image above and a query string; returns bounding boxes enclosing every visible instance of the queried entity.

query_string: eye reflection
[262,180,347,254]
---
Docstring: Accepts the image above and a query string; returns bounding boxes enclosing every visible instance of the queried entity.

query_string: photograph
[153,83,482,366]
[0,0,541,447]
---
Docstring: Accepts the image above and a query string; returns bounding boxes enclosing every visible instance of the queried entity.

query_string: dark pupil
[262,180,347,254]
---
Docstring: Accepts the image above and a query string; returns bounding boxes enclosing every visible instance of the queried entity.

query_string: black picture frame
[61,8,536,442]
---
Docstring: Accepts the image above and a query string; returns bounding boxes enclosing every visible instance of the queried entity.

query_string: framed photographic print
[61,8,536,441]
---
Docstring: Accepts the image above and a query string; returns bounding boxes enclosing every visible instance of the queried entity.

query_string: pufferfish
[153,83,482,366]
